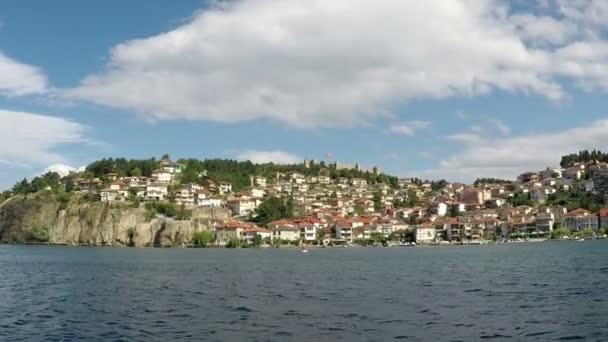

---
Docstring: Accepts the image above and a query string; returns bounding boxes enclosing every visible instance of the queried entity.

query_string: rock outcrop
[0,193,230,247]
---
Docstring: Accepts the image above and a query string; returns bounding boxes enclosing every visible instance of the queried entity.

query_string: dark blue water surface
[1,241,607,341]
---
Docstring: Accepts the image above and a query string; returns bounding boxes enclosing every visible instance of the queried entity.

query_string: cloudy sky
[1,0,608,189]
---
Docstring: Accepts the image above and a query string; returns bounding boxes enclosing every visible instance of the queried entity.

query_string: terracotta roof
[268,219,294,226]
[244,227,270,233]
[565,208,592,217]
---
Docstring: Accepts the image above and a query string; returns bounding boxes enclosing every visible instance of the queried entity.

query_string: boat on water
[301,243,309,253]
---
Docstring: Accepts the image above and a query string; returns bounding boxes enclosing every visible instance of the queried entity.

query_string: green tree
[131,167,142,177]
[354,202,365,216]
[64,176,75,193]
[575,228,595,238]
[406,189,418,207]
[283,196,295,218]
[316,229,326,244]
[551,227,572,239]
[192,230,215,247]
[12,178,30,194]
[373,192,382,212]
[253,234,263,247]
[252,196,293,226]
[448,206,463,217]
[370,232,385,243]
[226,236,241,248]
[30,177,49,192]
[509,190,532,207]
[388,229,414,242]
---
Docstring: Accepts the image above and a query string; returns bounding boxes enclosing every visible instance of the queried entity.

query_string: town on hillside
[4,151,608,247]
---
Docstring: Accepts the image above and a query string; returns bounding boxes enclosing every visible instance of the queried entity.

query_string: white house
[270,226,300,242]
[415,224,436,244]
[535,211,554,235]
[101,189,124,202]
[227,198,256,216]
[299,223,318,242]
[434,202,448,216]
[250,176,267,187]
[215,226,244,246]
[173,188,195,206]
[146,183,168,201]
[218,182,232,194]
[195,189,222,207]
[152,170,172,184]
[318,176,331,185]
[530,187,555,203]
[241,227,271,245]
[334,221,354,242]
[351,178,367,187]
[250,188,266,198]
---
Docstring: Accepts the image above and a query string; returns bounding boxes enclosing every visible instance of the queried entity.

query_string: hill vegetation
[84,156,400,191]
[560,150,608,168]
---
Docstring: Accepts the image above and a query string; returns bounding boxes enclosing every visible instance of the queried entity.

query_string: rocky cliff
[0,193,230,247]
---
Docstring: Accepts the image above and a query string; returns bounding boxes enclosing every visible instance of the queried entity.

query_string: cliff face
[0,194,230,247]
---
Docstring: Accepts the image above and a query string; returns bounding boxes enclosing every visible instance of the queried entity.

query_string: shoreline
[3,238,605,249]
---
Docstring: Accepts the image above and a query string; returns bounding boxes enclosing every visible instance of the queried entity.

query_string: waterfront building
[563,208,598,232]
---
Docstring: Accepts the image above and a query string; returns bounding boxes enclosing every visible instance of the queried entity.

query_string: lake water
[1,241,607,341]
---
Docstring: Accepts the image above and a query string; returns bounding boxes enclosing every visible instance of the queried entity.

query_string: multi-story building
[415,224,436,244]
[599,209,608,230]
[227,197,256,216]
[173,188,195,206]
[334,221,354,242]
[534,211,554,236]
[152,170,172,184]
[218,181,233,194]
[146,183,168,201]
[299,223,318,242]
[270,226,300,242]
[563,208,598,232]
[460,187,490,205]
[592,169,608,194]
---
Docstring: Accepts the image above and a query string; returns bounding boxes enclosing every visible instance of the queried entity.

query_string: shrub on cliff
[145,202,192,221]
[28,226,50,242]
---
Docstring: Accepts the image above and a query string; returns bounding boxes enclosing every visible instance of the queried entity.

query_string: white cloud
[492,119,512,135]
[236,150,301,164]
[418,151,433,160]
[41,164,84,177]
[0,52,47,96]
[471,125,482,132]
[423,119,608,181]
[63,0,608,128]
[510,14,578,46]
[446,133,482,145]
[388,120,432,137]
[0,110,89,167]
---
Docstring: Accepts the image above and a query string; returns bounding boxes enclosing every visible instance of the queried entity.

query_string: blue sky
[1,0,608,189]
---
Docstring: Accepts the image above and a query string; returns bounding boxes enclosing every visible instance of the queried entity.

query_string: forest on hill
[560,150,608,168]
[83,156,401,191]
